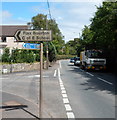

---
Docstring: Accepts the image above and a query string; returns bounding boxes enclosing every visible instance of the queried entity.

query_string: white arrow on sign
[22,43,40,50]
[15,29,52,42]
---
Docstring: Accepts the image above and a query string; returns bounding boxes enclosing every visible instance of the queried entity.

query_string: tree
[80,2,117,71]
[11,48,22,63]
[64,38,83,56]
[26,51,35,63]
[81,26,94,49]
[29,14,65,61]
[90,2,117,51]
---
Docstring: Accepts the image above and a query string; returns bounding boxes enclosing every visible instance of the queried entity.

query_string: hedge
[56,55,77,60]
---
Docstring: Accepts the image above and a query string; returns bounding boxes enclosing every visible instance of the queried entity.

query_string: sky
[0,0,103,42]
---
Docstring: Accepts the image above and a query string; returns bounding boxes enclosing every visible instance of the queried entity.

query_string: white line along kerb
[61,90,66,94]
[67,112,75,118]
[58,68,61,78]
[58,67,75,118]
[63,98,69,104]
[65,104,72,111]
[59,61,62,69]
[62,94,68,98]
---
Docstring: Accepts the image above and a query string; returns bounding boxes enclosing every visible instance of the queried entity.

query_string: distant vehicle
[80,50,106,71]
[70,58,75,63]
[74,57,80,66]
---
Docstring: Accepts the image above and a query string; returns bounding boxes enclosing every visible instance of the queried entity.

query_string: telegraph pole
[46,15,49,69]
[46,42,49,69]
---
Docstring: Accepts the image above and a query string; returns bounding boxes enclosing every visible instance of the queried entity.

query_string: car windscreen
[75,57,80,60]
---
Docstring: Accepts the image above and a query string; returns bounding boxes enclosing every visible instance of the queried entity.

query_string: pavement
[1,91,51,119]
[0,61,66,119]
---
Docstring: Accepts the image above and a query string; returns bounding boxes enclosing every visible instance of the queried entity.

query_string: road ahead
[1,60,116,119]
[59,60,115,118]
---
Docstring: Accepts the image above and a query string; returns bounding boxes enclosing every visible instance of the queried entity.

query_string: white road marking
[59,61,62,69]
[54,70,57,77]
[58,67,75,118]
[34,75,41,77]
[59,78,62,81]
[97,77,113,85]
[66,112,75,118]
[59,79,62,82]
[61,87,65,90]
[63,98,69,104]
[83,71,113,86]
[60,84,64,87]
[60,82,63,85]
[62,93,68,98]
[28,75,49,78]
[61,90,66,94]
[65,104,72,111]
[0,78,8,79]
[58,68,60,78]
[80,69,84,72]
[86,72,94,76]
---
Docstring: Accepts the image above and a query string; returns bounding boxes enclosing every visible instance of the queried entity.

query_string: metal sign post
[39,42,43,118]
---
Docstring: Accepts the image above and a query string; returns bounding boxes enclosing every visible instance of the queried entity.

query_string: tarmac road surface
[1,60,116,119]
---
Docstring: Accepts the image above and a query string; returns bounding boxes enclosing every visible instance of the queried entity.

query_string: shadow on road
[68,66,116,95]
[0,105,39,119]
[0,105,28,111]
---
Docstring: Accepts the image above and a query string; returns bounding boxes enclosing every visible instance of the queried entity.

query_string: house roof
[0,25,28,37]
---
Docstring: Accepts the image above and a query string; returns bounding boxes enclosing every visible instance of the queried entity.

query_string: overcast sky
[1,0,103,42]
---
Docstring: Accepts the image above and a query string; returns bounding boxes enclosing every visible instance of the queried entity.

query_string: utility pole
[46,42,49,69]
[46,15,49,69]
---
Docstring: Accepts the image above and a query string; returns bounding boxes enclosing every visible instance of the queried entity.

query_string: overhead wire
[46,0,58,55]
[47,0,52,20]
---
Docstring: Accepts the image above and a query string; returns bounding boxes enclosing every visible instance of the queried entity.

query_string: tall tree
[90,2,117,51]
[29,14,65,61]
[80,2,117,71]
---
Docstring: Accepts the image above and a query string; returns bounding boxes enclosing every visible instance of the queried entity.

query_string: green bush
[11,49,22,63]
[26,52,35,63]
[2,48,10,63]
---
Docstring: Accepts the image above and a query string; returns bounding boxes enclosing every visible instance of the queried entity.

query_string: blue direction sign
[23,43,40,50]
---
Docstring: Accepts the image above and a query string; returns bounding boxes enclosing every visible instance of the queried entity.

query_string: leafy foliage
[90,2,117,51]
[77,2,117,71]
[5,49,37,63]
[2,48,10,63]
[63,38,82,56]
[64,2,117,71]
[29,14,65,61]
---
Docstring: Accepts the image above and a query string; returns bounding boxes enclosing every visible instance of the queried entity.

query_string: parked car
[74,57,80,66]
[70,58,75,63]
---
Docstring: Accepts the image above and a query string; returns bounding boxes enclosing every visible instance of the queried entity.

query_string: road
[59,60,116,119]
[1,60,116,119]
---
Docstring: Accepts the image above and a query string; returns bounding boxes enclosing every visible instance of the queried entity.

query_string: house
[0,25,28,55]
